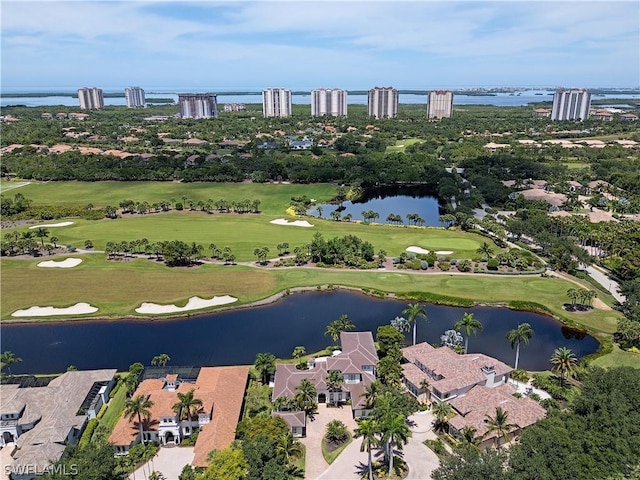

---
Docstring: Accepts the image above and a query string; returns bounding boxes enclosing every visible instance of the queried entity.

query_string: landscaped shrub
[457,260,472,272]
[511,369,530,382]
[420,260,428,270]
[438,262,451,271]
[79,418,98,448]
[487,258,499,270]
[174,202,184,210]
[96,403,108,419]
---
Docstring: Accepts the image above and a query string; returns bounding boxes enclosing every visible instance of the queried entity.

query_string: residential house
[40,113,52,120]
[591,110,613,121]
[0,370,117,480]
[532,108,551,118]
[401,343,545,447]
[108,366,249,468]
[620,113,638,122]
[272,332,378,426]
[272,411,306,437]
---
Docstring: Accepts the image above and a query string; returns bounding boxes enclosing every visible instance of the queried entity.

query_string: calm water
[3,90,638,108]
[0,291,598,374]
[310,193,444,226]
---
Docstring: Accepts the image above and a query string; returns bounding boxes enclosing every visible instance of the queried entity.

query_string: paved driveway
[300,403,358,480]
[129,446,194,480]
[317,410,440,480]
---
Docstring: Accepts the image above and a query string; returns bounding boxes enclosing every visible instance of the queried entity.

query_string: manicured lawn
[1,255,620,337]
[385,138,425,153]
[322,433,352,465]
[13,181,337,215]
[98,381,128,433]
[591,345,640,369]
[6,211,502,261]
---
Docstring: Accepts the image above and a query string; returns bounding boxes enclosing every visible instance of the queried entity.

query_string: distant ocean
[1,88,638,108]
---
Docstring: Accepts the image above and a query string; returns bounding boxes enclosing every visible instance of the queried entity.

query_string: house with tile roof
[108,366,248,468]
[0,369,117,480]
[272,332,378,427]
[401,343,545,446]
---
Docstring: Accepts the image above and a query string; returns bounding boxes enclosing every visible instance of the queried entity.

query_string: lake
[309,187,445,226]
[0,291,599,374]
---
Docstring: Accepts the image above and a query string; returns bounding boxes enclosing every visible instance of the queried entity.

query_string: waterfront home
[272,332,378,421]
[0,369,117,480]
[401,343,545,446]
[108,366,249,468]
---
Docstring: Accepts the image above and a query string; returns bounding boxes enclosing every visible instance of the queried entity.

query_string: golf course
[1,180,633,366]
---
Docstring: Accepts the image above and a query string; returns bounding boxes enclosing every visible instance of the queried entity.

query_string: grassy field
[8,181,338,215]
[0,254,621,335]
[385,138,425,153]
[591,344,640,369]
[8,212,499,261]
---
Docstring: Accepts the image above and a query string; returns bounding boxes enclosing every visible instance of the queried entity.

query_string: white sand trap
[435,250,454,255]
[135,295,238,314]
[12,302,98,317]
[29,221,74,229]
[37,258,83,268]
[270,218,314,228]
[406,246,430,255]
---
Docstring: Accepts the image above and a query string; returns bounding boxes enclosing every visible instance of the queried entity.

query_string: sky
[1,0,639,91]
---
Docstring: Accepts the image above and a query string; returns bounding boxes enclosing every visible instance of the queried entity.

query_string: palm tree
[254,352,276,384]
[50,236,59,248]
[402,303,427,346]
[550,347,578,387]
[454,313,483,354]
[151,353,170,367]
[506,323,534,370]
[326,370,344,406]
[459,425,480,450]
[354,418,380,480]
[295,378,317,416]
[0,351,22,377]
[381,413,411,478]
[484,406,516,448]
[172,388,203,441]
[566,288,579,306]
[316,205,323,217]
[419,379,431,404]
[124,395,154,445]
[432,401,454,433]
[275,433,303,464]
[361,381,382,409]
[325,314,355,346]
[476,242,494,258]
[34,227,49,249]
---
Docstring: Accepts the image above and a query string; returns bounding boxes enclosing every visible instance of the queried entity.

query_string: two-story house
[109,366,249,468]
[272,331,379,432]
[0,369,116,480]
[401,343,545,447]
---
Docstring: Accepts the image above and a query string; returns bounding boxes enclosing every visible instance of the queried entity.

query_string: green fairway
[591,344,640,369]
[1,254,620,336]
[385,138,425,153]
[8,212,499,261]
[12,181,337,215]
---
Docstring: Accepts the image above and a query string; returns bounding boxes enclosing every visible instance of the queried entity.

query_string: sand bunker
[135,295,238,314]
[29,221,74,229]
[37,258,82,268]
[270,219,314,228]
[435,250,454,255]
[12,302,98,317]
[406,246,430,255]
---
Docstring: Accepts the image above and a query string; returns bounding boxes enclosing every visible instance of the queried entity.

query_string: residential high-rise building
[125,87,146,108]
[262,88,292,117]
[427,90,454,119]
[367,87,398,119]
[77,87,104,110]
[311,88,348,117]
[551,88,591,121]
[178,94,218,119]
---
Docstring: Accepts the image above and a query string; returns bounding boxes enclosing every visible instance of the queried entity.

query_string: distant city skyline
[1,1,638,89]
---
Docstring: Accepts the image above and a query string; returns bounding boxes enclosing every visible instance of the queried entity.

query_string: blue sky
[2,1,638,90]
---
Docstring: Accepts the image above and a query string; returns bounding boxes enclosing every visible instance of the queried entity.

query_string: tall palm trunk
[465,336,469,354]
[413,323,417,346]
[514,343,520,370]
[367,440,373,480]
[138,412,145,445]
[388,440,394,478]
